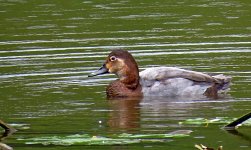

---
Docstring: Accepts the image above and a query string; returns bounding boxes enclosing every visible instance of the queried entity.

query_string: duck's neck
[117,66,140,89]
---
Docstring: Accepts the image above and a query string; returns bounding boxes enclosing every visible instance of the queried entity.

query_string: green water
[1,0,251,149]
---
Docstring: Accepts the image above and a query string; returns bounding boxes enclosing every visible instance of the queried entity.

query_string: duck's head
[88,49,140,88]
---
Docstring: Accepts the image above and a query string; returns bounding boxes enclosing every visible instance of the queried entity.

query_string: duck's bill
[88,64,109,77]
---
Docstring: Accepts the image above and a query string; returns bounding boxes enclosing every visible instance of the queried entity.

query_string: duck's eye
[110,56,117,62]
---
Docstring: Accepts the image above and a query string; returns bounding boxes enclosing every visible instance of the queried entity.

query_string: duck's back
[139,67,231,97]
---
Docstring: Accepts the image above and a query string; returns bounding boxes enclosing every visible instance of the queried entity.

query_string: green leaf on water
[179,117,251,126]
[19,134,140,146]
[9,123,30,130]
[18,131,192,146]
[118,132,190,139]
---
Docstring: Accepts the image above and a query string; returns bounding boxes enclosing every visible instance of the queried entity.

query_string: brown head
[88,49,140,89]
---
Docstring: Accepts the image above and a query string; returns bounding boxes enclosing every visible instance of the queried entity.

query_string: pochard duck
[88,49,231,98]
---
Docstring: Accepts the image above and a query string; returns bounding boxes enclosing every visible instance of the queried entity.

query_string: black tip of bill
[88,64,109,77]
[88,72,98,77]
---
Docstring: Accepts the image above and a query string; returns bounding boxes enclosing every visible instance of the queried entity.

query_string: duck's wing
[140,67,232,90]
[140,67,215,82]
[139,67,231,97]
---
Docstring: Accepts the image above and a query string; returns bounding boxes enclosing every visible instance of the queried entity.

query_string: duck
[88,49,231,98]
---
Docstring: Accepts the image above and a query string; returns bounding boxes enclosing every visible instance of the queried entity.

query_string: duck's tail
[204,74,232,98]
[212,74,232,91]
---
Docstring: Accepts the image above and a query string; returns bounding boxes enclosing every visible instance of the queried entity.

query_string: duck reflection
[107,97,142,131]
[107,96,207,131]
[107,96,231,132]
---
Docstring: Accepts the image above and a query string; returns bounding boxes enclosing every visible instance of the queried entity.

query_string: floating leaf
[179,117,251,126]
[9,123,30,130]
[118,132,190,139]
[18,131,192,146]
[19,134,140,146]
[179,118,208,125]
[242,118,251,126]
[195,144,223,150]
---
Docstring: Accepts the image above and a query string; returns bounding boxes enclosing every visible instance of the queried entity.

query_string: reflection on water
[226,129,251,144]
[108,98,141,132]
[107,96,237,132]
[0,0,251,149]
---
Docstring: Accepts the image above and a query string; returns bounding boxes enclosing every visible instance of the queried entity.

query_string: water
[0,0,251,149]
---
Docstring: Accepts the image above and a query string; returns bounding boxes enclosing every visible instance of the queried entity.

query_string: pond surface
[0,0,251,149]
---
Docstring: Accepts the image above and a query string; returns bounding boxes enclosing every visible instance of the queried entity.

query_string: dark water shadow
[225,129,251,144]
[223,112,251,144]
